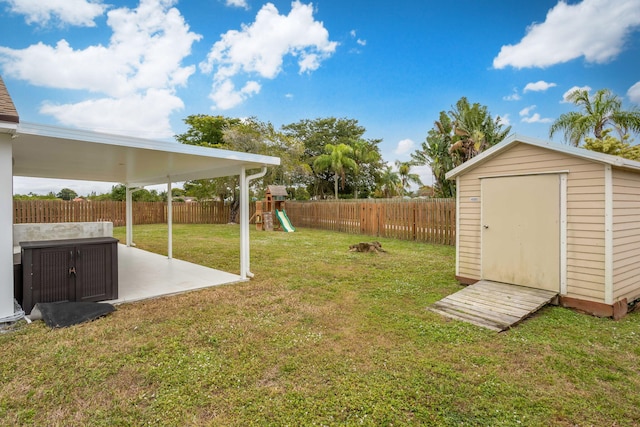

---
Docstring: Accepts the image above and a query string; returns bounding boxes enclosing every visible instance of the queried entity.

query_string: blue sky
[1,0,639,195]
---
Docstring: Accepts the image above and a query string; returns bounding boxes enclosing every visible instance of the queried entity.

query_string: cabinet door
[75,243,115,301]
[31,246,74,306]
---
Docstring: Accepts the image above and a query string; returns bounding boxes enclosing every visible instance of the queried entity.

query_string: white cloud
[523,80,557,92]
[628,82,640,103]
[209,79,261,110]
[40,89,184,138]
[521,113,553,124]
[503,89,521,101]
[225,0,249,9]
[394,138,414,155]
[0,0,201,137]
[519,105,552,123]
[493,0,640,69]
[2,0,108,27]
[200,1,337,110]
[350,29,366,47]
[498,114,511,127]
[412,164,433,188]
[519,105,536,117]
[561,85,591,102]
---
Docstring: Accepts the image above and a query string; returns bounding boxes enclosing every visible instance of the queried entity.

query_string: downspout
[241,167,268,278]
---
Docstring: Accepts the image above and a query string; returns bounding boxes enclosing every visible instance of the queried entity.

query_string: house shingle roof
[0,75,19,124]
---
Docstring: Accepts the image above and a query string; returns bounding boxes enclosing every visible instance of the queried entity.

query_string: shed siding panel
[457,174,482,279]
[455,143,606,302]
[612,168,640,302]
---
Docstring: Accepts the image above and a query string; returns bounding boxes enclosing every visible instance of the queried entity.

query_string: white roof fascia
[445,133,640,180]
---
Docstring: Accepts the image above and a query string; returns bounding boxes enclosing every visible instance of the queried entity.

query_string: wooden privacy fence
[13,199,455,245]
[13,200,244,226]
[285,199,456,245]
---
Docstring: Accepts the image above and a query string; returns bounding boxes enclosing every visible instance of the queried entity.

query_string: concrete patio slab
[108,244,245,305]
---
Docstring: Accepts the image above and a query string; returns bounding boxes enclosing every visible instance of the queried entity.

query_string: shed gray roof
[0,76,19,124]
[445,134,640,179]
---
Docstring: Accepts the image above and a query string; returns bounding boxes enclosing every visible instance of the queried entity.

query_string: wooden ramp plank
[428,307,504,332]
[428,280,557,331]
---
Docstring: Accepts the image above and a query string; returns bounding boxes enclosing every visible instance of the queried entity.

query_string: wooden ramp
[428,280,558,331]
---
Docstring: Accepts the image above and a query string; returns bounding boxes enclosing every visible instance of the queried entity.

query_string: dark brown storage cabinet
[20,237,118,314]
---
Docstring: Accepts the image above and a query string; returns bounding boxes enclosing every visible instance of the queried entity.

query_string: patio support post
[126,186,133,246]
[240,167,247,279]
[167,179,173,260]
[241,166,268,279]
[0,136,14,319]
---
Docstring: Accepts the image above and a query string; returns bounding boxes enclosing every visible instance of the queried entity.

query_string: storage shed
[445,134,640,319]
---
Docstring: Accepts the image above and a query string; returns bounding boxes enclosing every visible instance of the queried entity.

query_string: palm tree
[412,112,456,197]
[377,165,401,198]
[313,143,357,199]
[411,99,510,198]
[395,161,422,196]
[549,88,640,147]
[448,97,511,162]
[351,139,381,198]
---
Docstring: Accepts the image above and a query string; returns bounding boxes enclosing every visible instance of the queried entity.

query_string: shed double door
[481,174,560,292]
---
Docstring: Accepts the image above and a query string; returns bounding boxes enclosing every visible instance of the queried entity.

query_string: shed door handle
[69,266,77,277]
[483,225,489,229]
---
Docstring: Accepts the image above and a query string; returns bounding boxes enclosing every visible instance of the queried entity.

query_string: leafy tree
[177,116,246,221]
[13,192,57,200]
[549,88,640,146]
[582,130,640,160]
[175,115,241,148]
[313,143,357,199]
[411,98,510,197]
[282,117,382,199]
[292,186,311,200]
[90,184,164,202]
[395,160,422,196]
[57,188,78,201]
[225,119,309,189]
[177,115,306,221]
[416,185,435,198]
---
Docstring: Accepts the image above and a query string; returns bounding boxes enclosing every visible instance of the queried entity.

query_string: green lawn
[2,224,640,426]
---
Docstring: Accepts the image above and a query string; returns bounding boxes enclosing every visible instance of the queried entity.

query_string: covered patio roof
[0,75,280,321]
[12,121,280,187]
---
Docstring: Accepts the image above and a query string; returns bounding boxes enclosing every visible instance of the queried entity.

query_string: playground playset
[254,185,295,232]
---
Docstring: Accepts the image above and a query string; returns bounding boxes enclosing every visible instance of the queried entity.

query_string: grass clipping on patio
[1,224,640,426]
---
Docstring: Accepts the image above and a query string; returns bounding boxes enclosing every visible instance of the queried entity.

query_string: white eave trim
[0,121,18,134]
